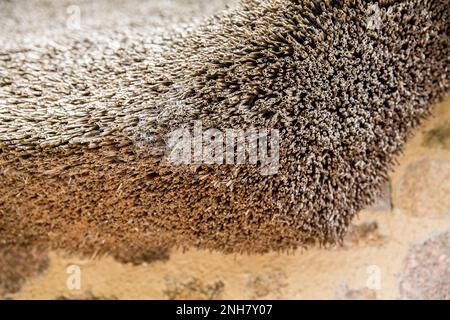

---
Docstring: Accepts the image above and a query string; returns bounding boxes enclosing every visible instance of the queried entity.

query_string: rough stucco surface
[0,0,449,299]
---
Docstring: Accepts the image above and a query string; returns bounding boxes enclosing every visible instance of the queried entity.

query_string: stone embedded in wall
[399,231,450,300]
[163,277,225,300]
[394,158,450,218]
[245,270,288,299]
[344,221,384,247]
